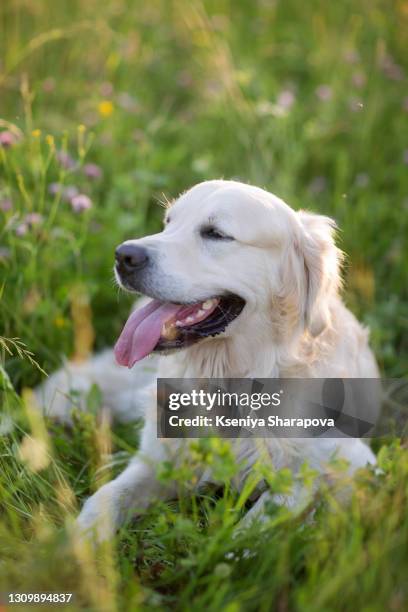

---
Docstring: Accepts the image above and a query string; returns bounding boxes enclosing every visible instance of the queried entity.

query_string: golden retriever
[37,180,378,541]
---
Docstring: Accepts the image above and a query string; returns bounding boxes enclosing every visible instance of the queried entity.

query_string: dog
[37,180,379,541]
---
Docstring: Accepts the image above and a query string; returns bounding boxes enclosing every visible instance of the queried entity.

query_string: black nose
[115,243,149,273]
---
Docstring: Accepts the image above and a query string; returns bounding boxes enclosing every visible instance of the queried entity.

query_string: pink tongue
[114,300,183,368]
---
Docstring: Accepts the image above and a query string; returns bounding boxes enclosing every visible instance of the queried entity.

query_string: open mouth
[114,294,245,368]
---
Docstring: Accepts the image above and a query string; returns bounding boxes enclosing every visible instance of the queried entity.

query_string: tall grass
[0,0,407,609]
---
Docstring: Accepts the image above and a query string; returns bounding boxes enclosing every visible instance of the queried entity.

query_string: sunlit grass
[0,0,407,609]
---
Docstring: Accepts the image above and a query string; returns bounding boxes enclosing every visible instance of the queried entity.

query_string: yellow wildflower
[54,315,66,328]
[46,134,55,150]
[98,100,114,117]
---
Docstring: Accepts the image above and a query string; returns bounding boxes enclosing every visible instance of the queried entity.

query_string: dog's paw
[75,483,121,544]
[35,368,93,424]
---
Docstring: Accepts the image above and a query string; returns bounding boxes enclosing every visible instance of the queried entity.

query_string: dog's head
[114,180,342,368]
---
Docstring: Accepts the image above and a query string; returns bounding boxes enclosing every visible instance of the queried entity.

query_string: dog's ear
[281,212,343,337]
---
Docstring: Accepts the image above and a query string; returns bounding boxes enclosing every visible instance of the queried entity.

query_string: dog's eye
[200,226,233,241]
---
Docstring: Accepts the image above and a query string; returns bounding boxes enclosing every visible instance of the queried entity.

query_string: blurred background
[1,0,407,386]
[1,3,408,608]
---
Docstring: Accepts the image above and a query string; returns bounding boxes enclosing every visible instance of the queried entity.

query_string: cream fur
[36,180,379,542]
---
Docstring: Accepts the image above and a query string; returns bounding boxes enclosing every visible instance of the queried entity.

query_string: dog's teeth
[197,309,205,317]
[161,322,179,340]
[202,299,215,310]
[161,323,171,336]
[175,320,182,326]
[186,316,194,323]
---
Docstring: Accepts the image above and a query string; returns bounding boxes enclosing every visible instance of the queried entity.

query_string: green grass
[0,0,407,610]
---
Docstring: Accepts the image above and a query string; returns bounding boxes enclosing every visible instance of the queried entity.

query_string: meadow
[0,0,407,610]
